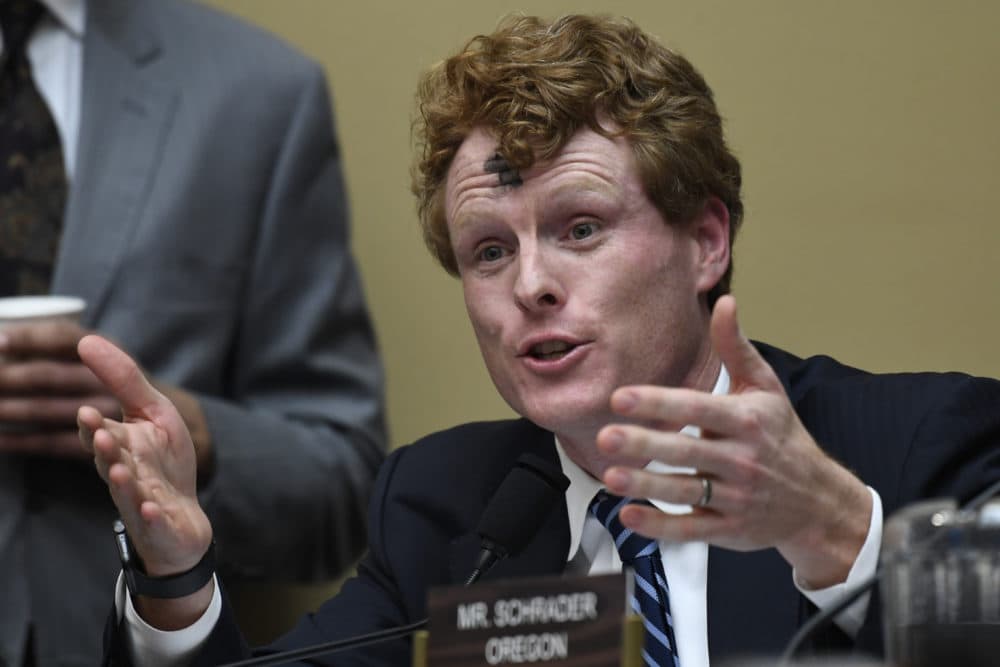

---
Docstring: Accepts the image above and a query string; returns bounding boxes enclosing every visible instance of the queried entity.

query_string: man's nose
[513,247,564,312]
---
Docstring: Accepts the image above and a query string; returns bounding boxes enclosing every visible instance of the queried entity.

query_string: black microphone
[221,452,570,667]
[778,477,1000,665]
[466,452,571,585]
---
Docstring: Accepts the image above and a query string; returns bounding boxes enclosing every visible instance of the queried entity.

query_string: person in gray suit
[0,0,386,664]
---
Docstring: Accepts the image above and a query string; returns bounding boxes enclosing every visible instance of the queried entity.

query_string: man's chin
[516,398,610,439]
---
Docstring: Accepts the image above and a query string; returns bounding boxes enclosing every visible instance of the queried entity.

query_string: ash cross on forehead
[483,152,523,187]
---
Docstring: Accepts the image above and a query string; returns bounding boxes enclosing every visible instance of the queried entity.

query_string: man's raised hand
[76,335,212,583]
[596,295,872,588]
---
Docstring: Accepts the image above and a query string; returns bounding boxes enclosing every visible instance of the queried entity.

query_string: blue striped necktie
[590,490,680,667]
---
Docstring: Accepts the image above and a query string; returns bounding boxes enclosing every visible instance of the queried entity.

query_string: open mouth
[528,340,577,361]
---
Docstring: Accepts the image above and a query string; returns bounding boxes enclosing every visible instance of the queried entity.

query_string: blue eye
[478,245,505,262]
[570,222,595,240]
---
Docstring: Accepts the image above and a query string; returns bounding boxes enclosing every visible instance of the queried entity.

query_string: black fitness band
[113,518,216,599]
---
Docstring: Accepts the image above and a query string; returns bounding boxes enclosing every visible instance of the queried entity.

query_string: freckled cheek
[464,281,510,333]
[599,270,681,363]
[466,302,505,350]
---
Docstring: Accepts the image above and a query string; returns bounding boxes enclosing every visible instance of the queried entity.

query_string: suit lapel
[52,0,178,325]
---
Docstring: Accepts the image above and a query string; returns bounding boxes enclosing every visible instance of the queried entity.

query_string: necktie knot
[588,490,659,564]
[1,0,45,68]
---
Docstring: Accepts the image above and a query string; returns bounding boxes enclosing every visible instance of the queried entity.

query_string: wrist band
[113,518,216,599]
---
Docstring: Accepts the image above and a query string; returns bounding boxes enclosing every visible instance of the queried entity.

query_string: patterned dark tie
[590,490,681,667]
[0,0,67,296]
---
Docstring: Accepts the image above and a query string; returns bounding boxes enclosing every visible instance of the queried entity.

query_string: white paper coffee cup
[0,295,86,326]
[0,296,88,432]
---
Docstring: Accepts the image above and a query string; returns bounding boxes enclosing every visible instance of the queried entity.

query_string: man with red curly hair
[87,14,999,666]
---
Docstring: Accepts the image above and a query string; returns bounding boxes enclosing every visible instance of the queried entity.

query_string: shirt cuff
[115,571,222,666]
[793,486,883,638]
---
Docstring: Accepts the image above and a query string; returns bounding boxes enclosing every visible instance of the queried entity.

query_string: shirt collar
[558,364,731,560]
[40,0,85,38]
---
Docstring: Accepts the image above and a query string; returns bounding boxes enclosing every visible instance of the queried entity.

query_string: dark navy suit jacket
[106,343,1000,665]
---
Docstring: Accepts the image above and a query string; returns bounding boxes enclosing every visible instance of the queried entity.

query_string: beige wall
[207,0,999,450]
[205,0,1000,638]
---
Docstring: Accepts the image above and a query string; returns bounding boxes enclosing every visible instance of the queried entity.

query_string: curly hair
[413,13,743,304]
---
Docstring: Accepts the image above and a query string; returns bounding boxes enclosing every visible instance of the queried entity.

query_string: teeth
[531,340,573,358]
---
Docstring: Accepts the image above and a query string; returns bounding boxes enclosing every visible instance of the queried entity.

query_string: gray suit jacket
[0,1,386,664]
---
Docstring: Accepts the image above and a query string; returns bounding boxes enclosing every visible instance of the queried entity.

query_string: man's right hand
[0,319,120,459]
[77,334,214,629]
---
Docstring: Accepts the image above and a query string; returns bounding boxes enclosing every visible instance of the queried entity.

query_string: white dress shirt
[115,573,221,667]
[120,365,882,666]
[1,0,84,180]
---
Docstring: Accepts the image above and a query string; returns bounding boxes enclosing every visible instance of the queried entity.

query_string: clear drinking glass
[880,497,1000,667]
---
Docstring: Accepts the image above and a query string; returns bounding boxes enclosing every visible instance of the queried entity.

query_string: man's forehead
[447,128,505,185]
[483,153,523,187]
[446,127,631,201]
[444,128,645,232]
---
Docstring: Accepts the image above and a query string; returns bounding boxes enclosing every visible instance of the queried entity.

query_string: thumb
[77,335,166,419]
[710,295,779,392]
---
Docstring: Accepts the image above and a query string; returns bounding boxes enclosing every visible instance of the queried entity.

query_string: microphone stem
[220,618,429,667]
[465,545,502,586]
[777,573,878,665]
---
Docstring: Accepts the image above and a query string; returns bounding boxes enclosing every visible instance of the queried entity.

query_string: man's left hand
[596,295,872,588]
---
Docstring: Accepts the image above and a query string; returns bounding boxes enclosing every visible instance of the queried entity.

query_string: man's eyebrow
[483,152,523,187]
[545,178,617,202]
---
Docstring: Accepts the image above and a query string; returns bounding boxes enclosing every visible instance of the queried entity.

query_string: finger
[77,405,103,453]
[99,422,149,498]
[619,504,730,543]
[609,386,763,439]
[106,458,173,555]
[0,395,118,424]
[91,424,127,479]
[77,404,109,430]
[0,360,108,393]
[710,295,781,393]
[77,335,165,420]
[78,407,125,458]
[0,320,85,358]
[604,467,735,511]
[106,459,156,532]
[597,424,741,476]
[0,430,93,458]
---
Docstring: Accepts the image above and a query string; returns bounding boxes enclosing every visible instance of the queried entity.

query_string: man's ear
[691,197,731,295]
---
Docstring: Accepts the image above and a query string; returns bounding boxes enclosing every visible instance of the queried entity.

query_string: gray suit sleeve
[194,64,386,582]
